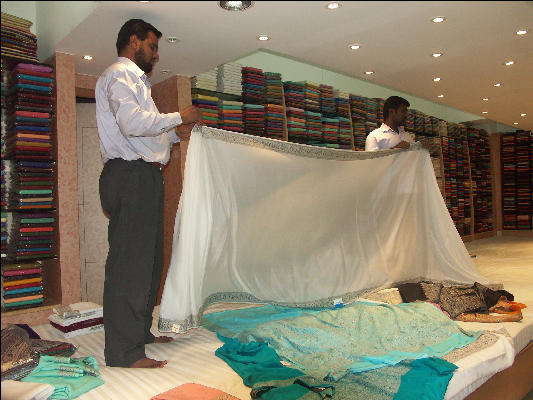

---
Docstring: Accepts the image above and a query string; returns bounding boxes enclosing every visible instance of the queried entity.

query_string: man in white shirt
[95,19,202,369]
[365,96,412,151]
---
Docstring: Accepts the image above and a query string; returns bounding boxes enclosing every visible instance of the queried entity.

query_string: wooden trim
[465,341,533,400]
[489,133,503,232]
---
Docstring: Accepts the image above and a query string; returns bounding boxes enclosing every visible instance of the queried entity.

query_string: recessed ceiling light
[505,60,514,66]
[437,94,444,98]
[160,70,170,74]
[138,1,150,3]
[521,113,527,117]
[83,55,93,61]
[166,37,179,43]
[257,35,270,41]
[493,83,502,87]
[482,111,488,114]
[349,44,361,50]
[327,2,340,9]
[432,53,443,58]
[513,122,519,125]
[432,16,446,23]
[516,29,528,35]
[433,77,441,82]
[482,98,489,101]
[219,1,253,11]
[365,71,374,75]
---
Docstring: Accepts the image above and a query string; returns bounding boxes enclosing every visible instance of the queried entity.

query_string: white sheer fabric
[159,126,487,333]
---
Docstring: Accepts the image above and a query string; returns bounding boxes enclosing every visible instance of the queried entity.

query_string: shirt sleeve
[107,71,182,138]
[365,134,379,151]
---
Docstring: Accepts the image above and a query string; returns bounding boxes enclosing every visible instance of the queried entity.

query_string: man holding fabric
[96,19,202,368]
[365,96,413,151]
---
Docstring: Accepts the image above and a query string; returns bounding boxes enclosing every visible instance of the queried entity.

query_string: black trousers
[99,158,164,367]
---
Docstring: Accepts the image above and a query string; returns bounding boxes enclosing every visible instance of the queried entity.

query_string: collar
[380,123,404,135]
[117,57,150,87]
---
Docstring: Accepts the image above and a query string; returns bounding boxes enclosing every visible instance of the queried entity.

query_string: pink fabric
[150,383,240,400]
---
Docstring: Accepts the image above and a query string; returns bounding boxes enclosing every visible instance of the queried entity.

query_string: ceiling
[55,1,533,131]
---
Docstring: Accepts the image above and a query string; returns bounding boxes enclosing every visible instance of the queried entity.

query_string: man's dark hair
[383,96,410,120]
[116,19,162,55]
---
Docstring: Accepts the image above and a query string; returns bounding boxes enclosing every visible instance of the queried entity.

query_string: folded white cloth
[1,380,54,400]
[52,302,102,321]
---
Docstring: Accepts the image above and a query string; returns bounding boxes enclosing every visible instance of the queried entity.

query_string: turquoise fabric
[206,301,478,378]
[21,355,104,399]
[216,334,304,387]
[394,357,458,400]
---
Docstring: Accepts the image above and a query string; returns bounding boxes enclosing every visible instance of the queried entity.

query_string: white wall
[235,50,487,125]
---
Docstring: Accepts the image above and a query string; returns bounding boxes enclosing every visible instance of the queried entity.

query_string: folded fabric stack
[373,98,385,124]
[365,97,378,126]
[338,117,352,149]
[423,114,433,136]
[241,66,265,105]
[283,81,305,110]
[438,119,448,137]
[49,302,104,338]
[190,67,218,92]
[242,104,265,137]
[501,134,516,229]
[334,96,350,119]
[192,92,219,128]
[1,12,38,63]
[321,117,340,148]
[319,84,335,117]
[353,120,366,151]
[411,109,424,135]
[349,94,366,123]
[302,81,320,113]
[430,116,440,136]
[264,72,283,105]
[515,132,531,230]
[286,106,307,143]
[1,209,6,260]
[365,121,378,135]
[2,261,43,311]
[7,211,54,261]
[405,110,415,133]
[3,160,54,210]
[305,110,322,145]
[5,63,54,160]
[218,100,243,133]
[264,104,285,139]
[216,62,242,96]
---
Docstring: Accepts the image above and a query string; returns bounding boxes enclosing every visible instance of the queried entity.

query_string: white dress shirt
[365,123,413,151]
[95,57,182,164]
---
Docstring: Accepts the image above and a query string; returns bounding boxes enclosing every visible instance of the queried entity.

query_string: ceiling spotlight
[138,1,150,3]
[516,29,528,35]
[521,113,527,116]
[493,83,502,87]
[219,1,253,11]
[350,44,360,50]
[504,60,514,66]
[482,111,488,114]
[365,71,374,75]
[432,16,446,23]
[482,98,489,101]
[327,2,340,9]
[437,94,444,98]
[160,70,170,74]
[166,37,179,43]
[513,122,519,125]
[83,55,93,61]
[433,77,441,82]
[257,35,270,41]
[432,53,443,58]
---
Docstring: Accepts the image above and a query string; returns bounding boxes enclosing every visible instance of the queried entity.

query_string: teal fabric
[394,357,458,400]
[21,355,104,399]
[206,301,478,378]
[216,334,304,387]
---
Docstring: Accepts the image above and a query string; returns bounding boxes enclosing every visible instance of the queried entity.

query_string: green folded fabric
[22,356,104,399]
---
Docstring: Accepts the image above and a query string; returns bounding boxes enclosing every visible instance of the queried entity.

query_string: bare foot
[129,357,167,368]
[153,336,174,343]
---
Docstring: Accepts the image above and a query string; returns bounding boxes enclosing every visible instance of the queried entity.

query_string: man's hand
[393,140,410,149]
[180,105,203,126]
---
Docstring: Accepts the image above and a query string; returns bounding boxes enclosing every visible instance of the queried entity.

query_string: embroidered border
[197,126,424,161]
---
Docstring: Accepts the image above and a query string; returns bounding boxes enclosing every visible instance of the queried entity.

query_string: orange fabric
[150,383,240,400]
